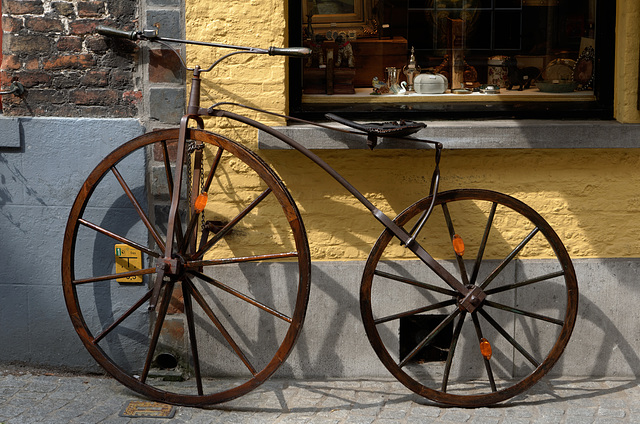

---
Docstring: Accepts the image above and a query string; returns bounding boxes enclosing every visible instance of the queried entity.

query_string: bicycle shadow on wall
[432,148,640,382]
[76,187,151,373]
[76,187,640,405]
[260,146,640,401]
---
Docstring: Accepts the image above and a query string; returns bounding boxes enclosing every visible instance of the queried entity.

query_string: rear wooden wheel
[361,189,578,407]
[62,128,310,405]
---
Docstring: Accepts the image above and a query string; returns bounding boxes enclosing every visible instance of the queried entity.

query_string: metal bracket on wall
[0,82,25,96]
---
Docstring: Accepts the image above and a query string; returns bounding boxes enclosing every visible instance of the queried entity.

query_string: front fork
[149,76,206,310]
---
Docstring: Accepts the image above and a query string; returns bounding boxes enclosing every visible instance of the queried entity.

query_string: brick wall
[1,0,141,117]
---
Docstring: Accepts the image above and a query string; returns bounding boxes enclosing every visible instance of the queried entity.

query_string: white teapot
[414,73,448,94]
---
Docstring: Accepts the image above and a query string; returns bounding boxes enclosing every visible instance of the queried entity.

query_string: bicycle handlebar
[268,47,311,57]
[96,26,140,40]
[96,26,310,58]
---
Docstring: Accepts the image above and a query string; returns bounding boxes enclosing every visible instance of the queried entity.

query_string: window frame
[288,0,615,121]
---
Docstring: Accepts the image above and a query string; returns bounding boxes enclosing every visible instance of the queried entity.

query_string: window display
[292,0,611,118]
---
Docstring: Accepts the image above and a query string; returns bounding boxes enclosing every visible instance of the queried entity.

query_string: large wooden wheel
[62,128,310,406]
[361,189,578,407]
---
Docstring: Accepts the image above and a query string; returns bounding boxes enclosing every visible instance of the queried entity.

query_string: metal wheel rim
[361,189,578,407]
[62,128,311,405]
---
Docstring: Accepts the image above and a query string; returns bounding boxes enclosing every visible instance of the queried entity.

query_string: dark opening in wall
[399,315,454,363]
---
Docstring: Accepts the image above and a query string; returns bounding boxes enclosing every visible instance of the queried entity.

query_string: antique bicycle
[61,26,578,408]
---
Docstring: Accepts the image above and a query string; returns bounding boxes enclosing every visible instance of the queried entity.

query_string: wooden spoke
[484,300,564,326]
[470,202,497,286]
[73,267,156,285]
[398,309,460,368]
[480,227,540,290]
[471,312,497,392]
[441,312,466,392]
[201,146,224,194]
[441,203,469,286]
[161,140,184,248]
[478,308,539,367]
[111,165,166,252]
[484,270,565,295]
[373,270,459,297]
[374,299,457,325]
[186,279,258,376]
[182,278,204,395]
[187,251,298,268]
[78,218,159,258]
[194,188,273,258]
[93,289,154,344]
[190,270,292,323]
[140,281,174,383]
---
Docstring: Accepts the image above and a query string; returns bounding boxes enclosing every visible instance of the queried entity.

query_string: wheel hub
[458,285,486,313]
[157,254,187,279]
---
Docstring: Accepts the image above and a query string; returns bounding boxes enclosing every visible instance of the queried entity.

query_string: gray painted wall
[2,117,640,382]
[0,117,144,370]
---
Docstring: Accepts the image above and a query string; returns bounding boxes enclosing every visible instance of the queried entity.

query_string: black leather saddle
[325,113,426,149]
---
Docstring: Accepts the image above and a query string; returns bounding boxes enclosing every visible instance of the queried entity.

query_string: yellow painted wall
[186,0,640,261]
[615,0,640,123]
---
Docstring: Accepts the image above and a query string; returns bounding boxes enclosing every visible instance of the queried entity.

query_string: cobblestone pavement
[1,367,640,423]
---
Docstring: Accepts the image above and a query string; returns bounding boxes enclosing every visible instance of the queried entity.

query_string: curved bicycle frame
[157,66,477,311]
[68,28,579,407]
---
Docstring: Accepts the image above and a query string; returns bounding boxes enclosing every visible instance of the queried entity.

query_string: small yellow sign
[114,244,143,283]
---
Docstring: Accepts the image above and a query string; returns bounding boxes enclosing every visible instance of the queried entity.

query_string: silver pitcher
[385,67,406,94]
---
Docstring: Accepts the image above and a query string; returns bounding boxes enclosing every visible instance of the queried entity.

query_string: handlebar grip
[268,47,311,57]
[96,26,138,40]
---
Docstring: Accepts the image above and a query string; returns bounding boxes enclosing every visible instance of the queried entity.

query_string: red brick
[77,1,105,18]
[5,34,51,54]
[43,54,96,70]
[81,70,109,87]
[4,0,44,15]
[109,69,133,89]
[2,16,24,33]
[70,88,118,105]
[123,90,143,103]
[52,1,75,17]
[69,19,102,35]
[24,88,67,104]
[56,36,83,52]
[13,71,52,88]
[1,55,21,71]
[25,16,65,32]
[25,58,40,70]
[85,35,108,53]
[0,71,13,87]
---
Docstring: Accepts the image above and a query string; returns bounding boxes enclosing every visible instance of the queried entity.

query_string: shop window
[290,0,614,119]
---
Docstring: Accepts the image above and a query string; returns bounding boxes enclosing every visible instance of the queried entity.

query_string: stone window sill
[258,120,640,150]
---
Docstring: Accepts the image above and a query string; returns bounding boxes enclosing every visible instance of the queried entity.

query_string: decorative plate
[573,46,595,90]
[542,58,576,83]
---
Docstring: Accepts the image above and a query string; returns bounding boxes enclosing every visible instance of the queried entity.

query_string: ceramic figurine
[503,56,540,91]
[335,34,355,68]
[371,76,389,94]
[306,34,325,68]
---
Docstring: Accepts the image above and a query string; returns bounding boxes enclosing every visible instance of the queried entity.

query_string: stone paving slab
[1,368,640,423]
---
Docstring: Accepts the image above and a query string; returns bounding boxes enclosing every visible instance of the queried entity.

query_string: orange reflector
[452,234,465,256]
[194,192,208,213]
[480,337,492,360]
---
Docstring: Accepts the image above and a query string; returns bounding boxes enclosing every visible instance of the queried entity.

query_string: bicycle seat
[325,113,426,149]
